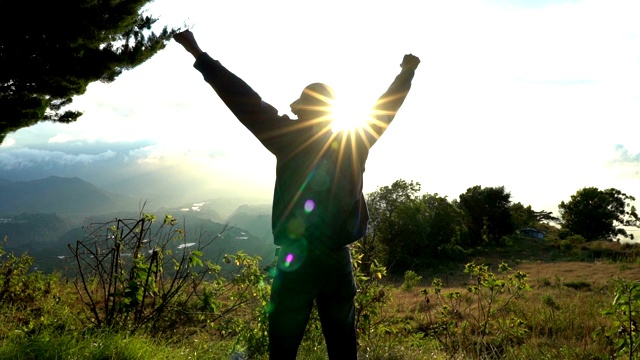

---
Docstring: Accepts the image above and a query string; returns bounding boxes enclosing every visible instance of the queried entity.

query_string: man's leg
[268,251,316,360]
[316,246,358,359]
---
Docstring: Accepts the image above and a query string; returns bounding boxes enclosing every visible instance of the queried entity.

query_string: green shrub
[437,244,467,263]
[597,278,640,359]
[565,235,586,246]
[401,270,422,291]
[351,242,393,342]
[420,262,531,357]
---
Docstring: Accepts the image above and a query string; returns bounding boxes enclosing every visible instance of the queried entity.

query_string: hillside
[0,176,279,273]
[0,176,138,216]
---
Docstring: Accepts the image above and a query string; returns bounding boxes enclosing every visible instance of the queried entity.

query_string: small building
[520,227,545,239]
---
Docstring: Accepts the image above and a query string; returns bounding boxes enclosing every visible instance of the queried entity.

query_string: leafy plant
[0,240,52,307]
[420,262,531,357]
[223,251,271,358]
[599,278,640,359]
[351,242,392,340]
[68,212,225,331]
[402,270,422,291]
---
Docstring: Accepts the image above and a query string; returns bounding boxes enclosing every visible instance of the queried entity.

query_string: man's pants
[268,245,357,359]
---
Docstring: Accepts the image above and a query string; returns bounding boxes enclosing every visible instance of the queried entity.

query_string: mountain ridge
[0,176,138,216]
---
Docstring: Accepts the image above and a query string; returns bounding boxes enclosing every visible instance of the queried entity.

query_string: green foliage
[351,242,393,340]
[559,187,640,241]
[0,330,228,360]
[402,270,422,291]
[366,180,466,273]
[68,212,227,331]
[510,202,538,229]
[222,251,271,358]
[598,279,640,359]
[420,262,531,357]
[510,202,559,230]
[365,179,422,271]
[0,242,58,308]
[66,211,277,358]
[437,243,467,262]
[420,192,467,256]
[0,0,180,142]
[457,185,517,247]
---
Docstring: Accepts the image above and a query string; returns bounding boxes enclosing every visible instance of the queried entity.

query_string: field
[2,234,640,360]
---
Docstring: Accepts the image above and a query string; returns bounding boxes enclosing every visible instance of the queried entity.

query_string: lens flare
[284,253,294,267]
[328,89,378,134]
[304,199,315,212]
[276,84,395,233]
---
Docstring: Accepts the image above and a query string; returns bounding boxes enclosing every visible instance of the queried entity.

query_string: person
[173,29,420,359]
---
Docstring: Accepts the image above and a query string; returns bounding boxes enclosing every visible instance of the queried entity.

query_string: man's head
[290,83,335,121]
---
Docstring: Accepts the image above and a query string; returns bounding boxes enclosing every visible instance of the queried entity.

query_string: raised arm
[364,54,420,148]
[173,30,290,154]
[173,30,204,59]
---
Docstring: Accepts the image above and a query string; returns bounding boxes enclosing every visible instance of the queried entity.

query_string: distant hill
[154,202,275,255]
[0,176,138,216]
[227,204,273,243]
[0,176,278,273]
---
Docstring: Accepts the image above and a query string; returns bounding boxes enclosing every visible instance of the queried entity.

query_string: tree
[457,185,516,247]
[0,0,178,143]
[510,202,537,230]
[364,179,422,271]
[510,202,559,230]
[558,187,640,241]
[421,193,466,253]
[365,179,466,272]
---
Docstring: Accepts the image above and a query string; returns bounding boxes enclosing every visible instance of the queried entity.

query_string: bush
[420,262,531,357]
[438,244,467,262]
[68,212,270,347]
[402,270,422,291]
[0,242,54,307]
[598,279,640,359]
[565,235,586,246]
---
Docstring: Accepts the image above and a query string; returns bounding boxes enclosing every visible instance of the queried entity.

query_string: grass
[2,237,640,359]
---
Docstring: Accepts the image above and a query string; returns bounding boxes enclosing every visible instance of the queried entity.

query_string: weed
[402,270,422,291]
[419,261,531,357]
[563,281,591,291]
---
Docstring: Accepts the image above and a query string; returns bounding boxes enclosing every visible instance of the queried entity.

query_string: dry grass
[516,260,640,286]
[375,239,640,359]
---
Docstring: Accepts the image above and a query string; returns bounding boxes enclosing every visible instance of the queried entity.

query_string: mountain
[0,176,278,272]
[0,176,138,216]
[227,204,273,243]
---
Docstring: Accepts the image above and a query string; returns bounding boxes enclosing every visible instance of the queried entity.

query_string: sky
[1,0,640,224]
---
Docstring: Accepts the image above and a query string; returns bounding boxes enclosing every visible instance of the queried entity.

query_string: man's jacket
[194,53,415,249]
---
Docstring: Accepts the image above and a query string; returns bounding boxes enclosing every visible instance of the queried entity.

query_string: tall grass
[2,236,640,359]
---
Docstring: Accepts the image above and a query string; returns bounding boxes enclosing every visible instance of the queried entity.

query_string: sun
[329,95,373,133]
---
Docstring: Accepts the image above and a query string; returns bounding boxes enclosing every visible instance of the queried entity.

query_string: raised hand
[173,30,204,58]
[400,54,420,71]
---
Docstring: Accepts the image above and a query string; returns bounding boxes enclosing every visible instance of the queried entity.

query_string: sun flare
[329,97,373,133]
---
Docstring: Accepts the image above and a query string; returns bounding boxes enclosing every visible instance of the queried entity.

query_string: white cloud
[0,138,15,148]
[0,147,118,169]
[3,0,640,214]
[48,133,76,144]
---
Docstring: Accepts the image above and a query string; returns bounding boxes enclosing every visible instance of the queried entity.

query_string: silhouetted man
[174,30,419,359]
